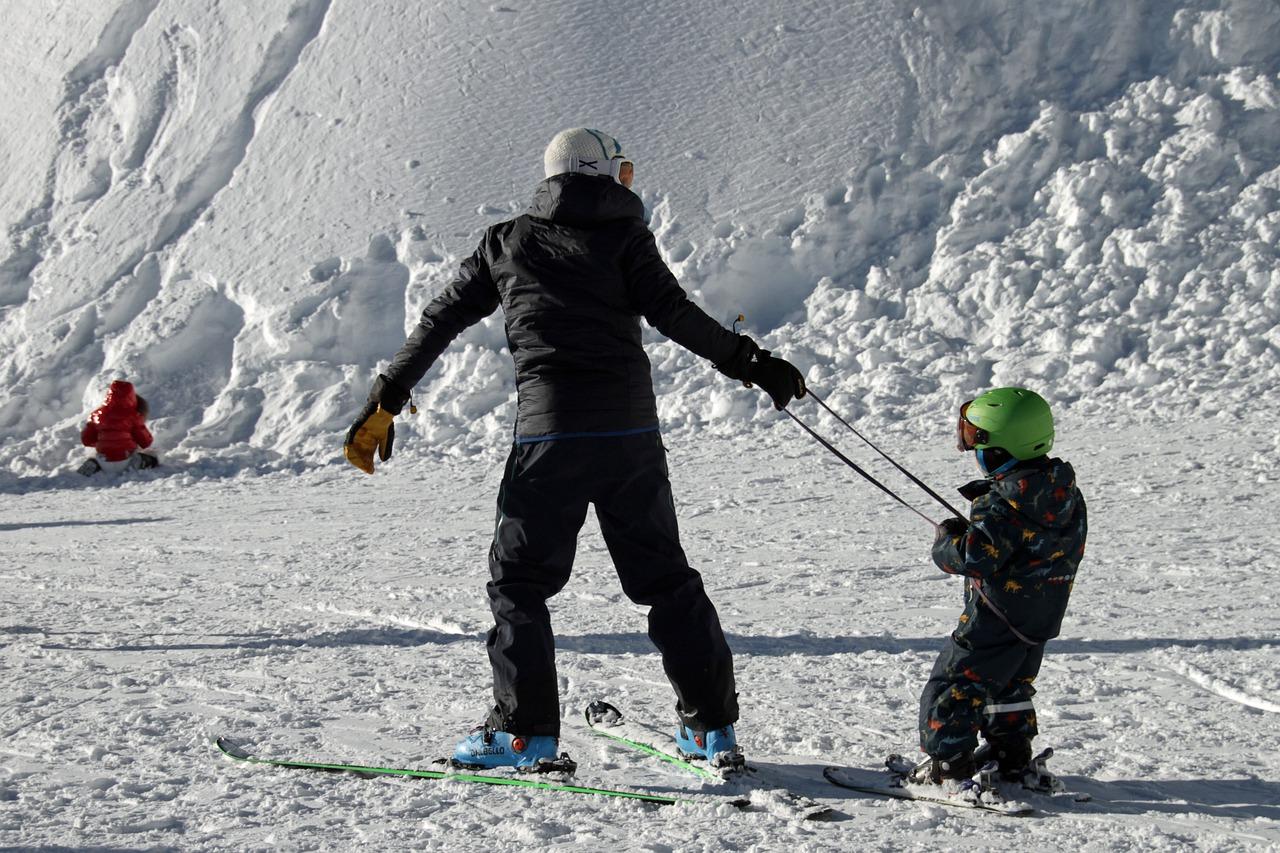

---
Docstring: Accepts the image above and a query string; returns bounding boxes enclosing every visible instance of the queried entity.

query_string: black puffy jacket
[373,174,755,438]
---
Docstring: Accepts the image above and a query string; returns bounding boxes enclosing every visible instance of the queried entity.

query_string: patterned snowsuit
[919,457,1086,758]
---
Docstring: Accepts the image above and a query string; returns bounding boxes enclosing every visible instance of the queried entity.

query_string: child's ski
[583,701,835,820]
[824,756,1033,816]
[216,736,701,808]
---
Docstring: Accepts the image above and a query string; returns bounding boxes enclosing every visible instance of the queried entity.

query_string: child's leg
[979,643,1045,771]
[96,456,131,474]
[919,613,1038,764]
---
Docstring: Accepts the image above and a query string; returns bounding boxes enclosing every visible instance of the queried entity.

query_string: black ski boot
[975,736,1032,781]
[77,458,101,476]
[907,750,976,785]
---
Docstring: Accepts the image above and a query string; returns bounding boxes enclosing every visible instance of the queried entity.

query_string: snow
[1,0,1278,849]
[3,419,1279,848]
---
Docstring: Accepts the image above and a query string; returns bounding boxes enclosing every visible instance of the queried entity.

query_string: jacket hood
[104,380,137,410]
[992,457,1080,531]
[527,173,644,227]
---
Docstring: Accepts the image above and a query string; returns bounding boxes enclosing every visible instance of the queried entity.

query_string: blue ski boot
[675,723,745,773]
[451,725,574,773]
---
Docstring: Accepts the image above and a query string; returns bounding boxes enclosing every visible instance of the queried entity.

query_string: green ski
[582,702,834,820]
[214,737,690,807]
[583,703,718,779]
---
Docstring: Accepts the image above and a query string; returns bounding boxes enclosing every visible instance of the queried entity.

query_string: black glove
[937,517,968,540]
[745,350,807,410]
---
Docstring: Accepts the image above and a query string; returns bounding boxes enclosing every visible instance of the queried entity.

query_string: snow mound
[0,1,1276,476]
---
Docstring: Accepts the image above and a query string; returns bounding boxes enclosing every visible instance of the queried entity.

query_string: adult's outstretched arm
[621,224,757,380]
[374,240,501,412]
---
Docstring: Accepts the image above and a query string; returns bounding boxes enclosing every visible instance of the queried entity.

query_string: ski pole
[782,409,940,527]
[805,389,966,521]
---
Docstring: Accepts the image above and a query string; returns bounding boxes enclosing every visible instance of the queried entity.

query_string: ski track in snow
[1,419,1278,850]
[1170,660,1280,716]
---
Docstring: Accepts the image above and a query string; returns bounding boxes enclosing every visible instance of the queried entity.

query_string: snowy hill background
[1,0,1277,477]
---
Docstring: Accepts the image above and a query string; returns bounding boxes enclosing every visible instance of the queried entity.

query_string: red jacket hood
[104,380,137,411]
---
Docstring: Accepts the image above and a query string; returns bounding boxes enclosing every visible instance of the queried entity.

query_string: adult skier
[343,128,806,771]
[915,388,1086,787]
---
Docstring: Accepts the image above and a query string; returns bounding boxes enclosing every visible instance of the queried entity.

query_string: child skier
[344,128,806,772]
[914,387,1086,788]
[78,380,158,475]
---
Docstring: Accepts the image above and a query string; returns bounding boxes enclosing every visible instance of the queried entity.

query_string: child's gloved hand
[344,402,395,474]
[936,517,968,539]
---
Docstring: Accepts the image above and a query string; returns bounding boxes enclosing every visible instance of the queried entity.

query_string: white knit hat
[543,128,630,181]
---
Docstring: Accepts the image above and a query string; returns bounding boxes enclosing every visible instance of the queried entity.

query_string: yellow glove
[344,403,395,474]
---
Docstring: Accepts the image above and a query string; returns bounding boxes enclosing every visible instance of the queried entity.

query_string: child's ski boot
[905,750,976,786]
[675,723,745,773]
[974,735,1032,781]
[973,742,1091,801]
[897,752,1014,809]
[881,753,1031,813]
[1020,747,1067,794]
[451,725,576,774]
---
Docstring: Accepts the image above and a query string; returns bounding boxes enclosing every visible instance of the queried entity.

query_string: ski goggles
[615,158,634,188]
[547,155,634,187]
[956,400,990,452]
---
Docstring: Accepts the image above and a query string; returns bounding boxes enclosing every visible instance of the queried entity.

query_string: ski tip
[214,737,251,760]
[583,699,624,727]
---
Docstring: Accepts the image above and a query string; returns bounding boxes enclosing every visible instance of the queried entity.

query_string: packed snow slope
[0,0,1277,477]
[2,420,1278,850]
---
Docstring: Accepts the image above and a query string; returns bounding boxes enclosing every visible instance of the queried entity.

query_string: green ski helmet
[956,387,1054,460]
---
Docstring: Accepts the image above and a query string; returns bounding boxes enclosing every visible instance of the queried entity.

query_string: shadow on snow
[0,516,173,531]
[29,628,1280,657]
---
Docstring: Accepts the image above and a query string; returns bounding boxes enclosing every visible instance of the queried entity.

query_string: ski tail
[583,702,834,820]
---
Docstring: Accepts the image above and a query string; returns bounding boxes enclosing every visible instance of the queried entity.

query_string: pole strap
[968,579,1038,646]
[806,390,966,520]
[783,409,939,527]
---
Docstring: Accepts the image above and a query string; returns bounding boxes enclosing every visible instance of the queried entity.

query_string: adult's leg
[486,441,590,737]
[593,433,737,731]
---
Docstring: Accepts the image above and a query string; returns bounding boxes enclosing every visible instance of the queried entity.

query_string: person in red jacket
[78,380,158,475]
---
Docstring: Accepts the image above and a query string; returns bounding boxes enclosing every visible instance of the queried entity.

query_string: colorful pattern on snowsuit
[919,457,1086,758]
[918,601,1045,757]
[81,381,152,462]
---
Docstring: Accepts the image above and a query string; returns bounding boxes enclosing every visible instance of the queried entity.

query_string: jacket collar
[527,174,644,227]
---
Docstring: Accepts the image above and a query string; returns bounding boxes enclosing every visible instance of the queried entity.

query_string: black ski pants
[484,431,738,737]
[919,594,1043,758]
